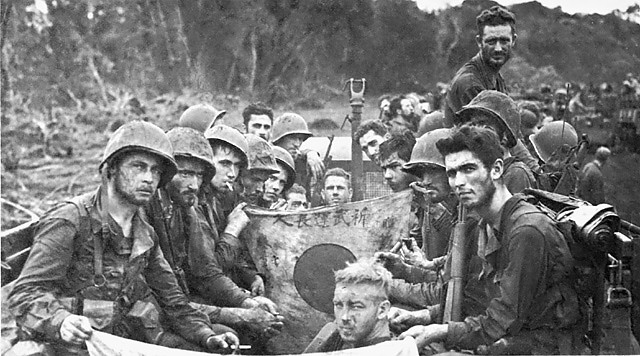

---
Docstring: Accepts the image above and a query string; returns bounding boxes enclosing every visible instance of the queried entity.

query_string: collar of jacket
[87,186,156,260]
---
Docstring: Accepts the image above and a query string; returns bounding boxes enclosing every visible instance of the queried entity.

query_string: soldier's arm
[445,225,547,350]
[188,208,251,307]
[144,243,217,348]
[8,217,78,341]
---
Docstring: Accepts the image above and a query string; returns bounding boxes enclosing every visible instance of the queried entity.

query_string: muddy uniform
[303,323,392,353]
[199,184,260,294]
[446,195,579,354]
[8,189,217,351]
[146,189,250,309]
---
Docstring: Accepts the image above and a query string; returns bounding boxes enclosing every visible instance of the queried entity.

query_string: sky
[414,0,639,15]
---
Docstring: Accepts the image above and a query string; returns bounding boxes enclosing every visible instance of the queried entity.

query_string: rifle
[443,204,468,322]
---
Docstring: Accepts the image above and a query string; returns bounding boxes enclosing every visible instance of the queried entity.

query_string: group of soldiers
[5,4,634,356]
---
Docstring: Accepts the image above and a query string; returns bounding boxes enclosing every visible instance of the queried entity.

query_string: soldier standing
[8,121,238,353]
[577,146,611,204]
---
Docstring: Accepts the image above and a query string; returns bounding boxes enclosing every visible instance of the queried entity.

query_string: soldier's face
[400,99,414,117]
[263,163,289,203]
[477,24,515,70]
[211,146,244,193]
[113,152,163,206]
[278,134,306,160]
[247,114,272,141]
[241,169,271,205]
[359,130,386,163]
[333,283,389,345]
[322,176,352,205]
[379,153,416,192]
[444,150,500,210]
[419,166,451,203]
[286,192,308,211]
[168,157,205,207]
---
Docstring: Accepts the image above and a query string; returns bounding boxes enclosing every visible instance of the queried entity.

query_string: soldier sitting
[146,127,284,343]
[261,146,296,210]
[353,119,388,165]
[285,183,309,211]
[304,258,393,353]
[377,130,419,193]
[8,121,238,354]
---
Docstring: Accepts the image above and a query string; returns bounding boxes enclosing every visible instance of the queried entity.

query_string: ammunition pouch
[124,298,163,344]
[83,300,116,333]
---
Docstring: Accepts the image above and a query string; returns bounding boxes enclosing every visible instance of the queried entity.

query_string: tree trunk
[248,29,257,95]
[1,0,13,118]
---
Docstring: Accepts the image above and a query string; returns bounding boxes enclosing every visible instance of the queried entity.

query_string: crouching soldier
[8,121,238,354]
[146,127,284,342]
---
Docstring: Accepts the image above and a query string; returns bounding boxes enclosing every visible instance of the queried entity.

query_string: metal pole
[345,78,365,202]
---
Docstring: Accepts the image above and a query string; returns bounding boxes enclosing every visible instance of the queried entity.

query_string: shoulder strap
[67,194,105,287]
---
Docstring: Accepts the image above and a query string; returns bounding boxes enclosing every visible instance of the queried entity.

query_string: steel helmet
[244,134,279,174]
[272,145,296,191]
[179,104,227,133]
[271,113,313,144]
[166,127,216,183]
[456,90,520,148]
[204,124,249,167]
[100,120,177,187]
[529,121,578,163]
[403,128,452,176]
[416,111,446,137]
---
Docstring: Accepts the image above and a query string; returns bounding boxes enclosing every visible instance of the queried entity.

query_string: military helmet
[100,120,177,187]
[416,111,446,137]
[204,124,249,167]
[166,127,216,183]
[403,128,452,176]
[272,145,296,191]
[456,90,520,148]
[244,134,279,174]
[271,113,313,144]
[179,104,227,133]
[530,121,578,163]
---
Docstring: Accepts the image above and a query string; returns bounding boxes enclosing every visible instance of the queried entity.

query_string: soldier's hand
[240,307,284,338]
[224,203,249,237]
[401,238,429,268]
[205,332,239,353]
[60,315,93,345]
[306,151,325,181]
[374,251,408,278]
[399,324,448,349]
[390,308,432,328]
[252,295,279,314]
[250,275,265,296]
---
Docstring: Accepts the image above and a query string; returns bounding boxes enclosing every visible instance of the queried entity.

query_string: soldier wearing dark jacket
[8,121,238,353]
[146,127,283,339]
[400,126,579,354]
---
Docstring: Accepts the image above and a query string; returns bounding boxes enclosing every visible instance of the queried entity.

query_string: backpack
[521,188,622,351]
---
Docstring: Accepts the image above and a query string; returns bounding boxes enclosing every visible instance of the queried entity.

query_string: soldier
[529,121,580,193]
[304,259,393,353]
[262,146,296,209]
[457,90,537,193]
[519,108,539,157]
[444,5,516,127]
[146,127,284,341]
[400,126,579,354]
[444,5,539,173]
[387,96,419,134]
[285,183,309,211]
[242,102,273,141]
[179,103,227,132]
[577,146,611,204]
[378,94,392,120]
[271,112,325,190]
[8,121,238,353]
[241,134,280,207]
[200,126,273,301]
[321,168,352,206]
[353,119,388,164]
[377,130,419,193]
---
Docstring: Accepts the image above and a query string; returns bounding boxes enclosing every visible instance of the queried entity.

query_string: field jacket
[8,187,216,346]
